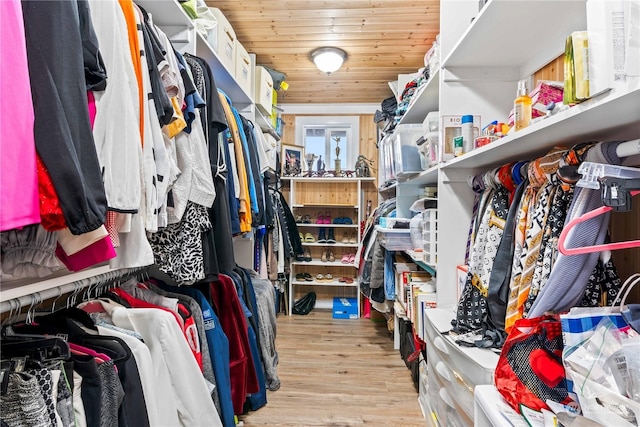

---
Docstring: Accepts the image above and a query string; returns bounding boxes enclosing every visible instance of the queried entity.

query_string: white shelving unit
[284,177,375,316]
[385,1,640,425]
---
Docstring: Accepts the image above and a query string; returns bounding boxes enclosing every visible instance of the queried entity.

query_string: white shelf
[292,260,357,267]
[474,385,527,427]
[442,0,587,76]
[137,0,253,106]
[443,84,640,170]
[283,177,375,182]
[296,223,358,228]
[404,250,436,275]
[255,108,280,141]
[300,242,359,248]
[398,68,440,125]
[1,265,114,303]
[291,280,359,288]
[293,204,359,208]
[400,164,439,186]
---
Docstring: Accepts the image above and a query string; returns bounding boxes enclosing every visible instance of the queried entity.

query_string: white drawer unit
[254,65,273,116]
[234,39,252,96]
[208,8,236,73]
[424,308,499,426]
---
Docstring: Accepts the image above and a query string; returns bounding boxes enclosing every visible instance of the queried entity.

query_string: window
[295,116,359,172]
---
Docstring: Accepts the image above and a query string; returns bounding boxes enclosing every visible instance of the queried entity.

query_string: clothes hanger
[558,189,640,255]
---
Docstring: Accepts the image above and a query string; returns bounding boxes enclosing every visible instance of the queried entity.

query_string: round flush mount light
[310,47,347,75]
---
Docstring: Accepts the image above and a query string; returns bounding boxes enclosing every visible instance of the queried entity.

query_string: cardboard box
[333,297,358,319]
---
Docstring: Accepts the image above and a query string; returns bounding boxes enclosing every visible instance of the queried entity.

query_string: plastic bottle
[461,115,474,153]
[514,80,532,131]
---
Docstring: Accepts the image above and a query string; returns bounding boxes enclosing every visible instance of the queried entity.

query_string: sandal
[295,273,306,281]
[316,213,324,224]
[341,253,350,264]
[347,253,355,263]
[343,277,354,284]
[323,212,331,224]
[304,233,315,243]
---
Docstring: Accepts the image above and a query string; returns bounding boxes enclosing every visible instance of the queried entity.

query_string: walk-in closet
[1,0,639,426]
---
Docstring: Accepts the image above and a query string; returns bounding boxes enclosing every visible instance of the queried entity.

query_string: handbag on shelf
[494,314,577,413]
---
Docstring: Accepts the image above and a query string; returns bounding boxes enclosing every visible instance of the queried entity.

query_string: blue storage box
[333,297,358,319]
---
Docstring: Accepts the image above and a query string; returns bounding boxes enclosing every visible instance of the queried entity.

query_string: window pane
[304,127,325,165]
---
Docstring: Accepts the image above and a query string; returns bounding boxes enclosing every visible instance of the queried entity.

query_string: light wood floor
[239,310,426,426]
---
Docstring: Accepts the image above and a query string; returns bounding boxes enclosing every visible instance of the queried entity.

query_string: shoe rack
[283,177,375,316]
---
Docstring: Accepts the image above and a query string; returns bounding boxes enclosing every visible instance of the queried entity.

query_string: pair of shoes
[295,272,313,282]
[316,274,334,282]
[333,216,353,224]
[304,233,315,243]
[316,212,331,224]
[341,253,355,264]
[326,228,336,243]
[321,250,335,262]
[302,215,311,224]
[338,277,354,284]
[303,249,312,262]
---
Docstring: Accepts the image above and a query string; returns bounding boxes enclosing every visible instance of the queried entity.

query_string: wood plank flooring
[239,310,426,426]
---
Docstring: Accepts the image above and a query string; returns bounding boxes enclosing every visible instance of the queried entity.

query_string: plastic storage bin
[393,124,425,177]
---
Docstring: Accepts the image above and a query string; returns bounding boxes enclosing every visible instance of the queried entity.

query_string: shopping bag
[494,315,577,413]
[561,273,640,348]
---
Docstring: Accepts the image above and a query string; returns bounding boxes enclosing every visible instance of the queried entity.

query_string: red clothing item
[37,155,66,231]
[109,287,203,371]
[206,274,259,414]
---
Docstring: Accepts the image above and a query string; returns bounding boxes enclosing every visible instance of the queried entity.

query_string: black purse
[292,292,316,315]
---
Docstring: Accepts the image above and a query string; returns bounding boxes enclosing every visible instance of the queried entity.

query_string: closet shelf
[300,242,359,248]
[441,0,586,75]
[293,204,359,208]
[296,223,359,229]
[290,280,359,288]
[255,108,280,141]
[399,165,439,186]
[292,260,357,267]
[404,250,436,275]
[283,177,375,183]
[443,84,640,170]
[136,0,253,106]
[397,68,440,126]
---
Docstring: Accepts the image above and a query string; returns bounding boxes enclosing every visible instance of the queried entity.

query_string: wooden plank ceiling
[207,0,440,104]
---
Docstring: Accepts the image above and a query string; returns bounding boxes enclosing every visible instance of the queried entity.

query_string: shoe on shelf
[303,249,312,262]
[332,217,343,224]
[343,277,354,284]
[341,233,349,243]
[347,253,355,263]
[295,273,306,281]
[295,253,305,262]
[321,250,328,262]
[303,272,313,281]
[315,274,324,281]
[324,274,334,282]
[303,215,311,224]
[326,228,336,243]
[348,232,357,244]
[328,250,335,262]
[299,232,304,241]
[304,233,315,243]
[316,213,324,224]
[317,228,327,243]
[342,217,353,224]
[323,212,331,224]
[341,253,350,264]
[296,215,303,223]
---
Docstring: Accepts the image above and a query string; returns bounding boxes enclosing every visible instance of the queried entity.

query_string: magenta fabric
[0,0,39,231]
[55,236,116,272]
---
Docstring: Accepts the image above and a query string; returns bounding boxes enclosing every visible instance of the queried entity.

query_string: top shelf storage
[442,0,587,76]
[397,68,440,126]
[136,0,253,105]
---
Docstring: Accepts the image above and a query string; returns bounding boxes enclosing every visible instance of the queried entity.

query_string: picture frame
[281,144,304,177]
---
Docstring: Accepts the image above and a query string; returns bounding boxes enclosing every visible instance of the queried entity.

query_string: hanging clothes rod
[0,266,149,314]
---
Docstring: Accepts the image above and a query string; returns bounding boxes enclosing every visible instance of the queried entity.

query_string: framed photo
[281,144,303,176]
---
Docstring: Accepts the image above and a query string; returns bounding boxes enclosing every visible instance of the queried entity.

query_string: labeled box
[332,297,358,319]
[234,39,252,96]
[440,115,480,161]
[208,8,236,73]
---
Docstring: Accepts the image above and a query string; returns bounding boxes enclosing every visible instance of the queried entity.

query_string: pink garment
[0,0,40,231]
[55,235,116,272]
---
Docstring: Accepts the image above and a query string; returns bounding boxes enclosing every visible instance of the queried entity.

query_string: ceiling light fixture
[310,47,347,75]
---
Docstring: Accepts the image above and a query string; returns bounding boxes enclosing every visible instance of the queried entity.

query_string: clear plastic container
[393,124,425,176]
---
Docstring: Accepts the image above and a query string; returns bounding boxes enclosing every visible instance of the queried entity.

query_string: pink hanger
[558,190,640,255]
